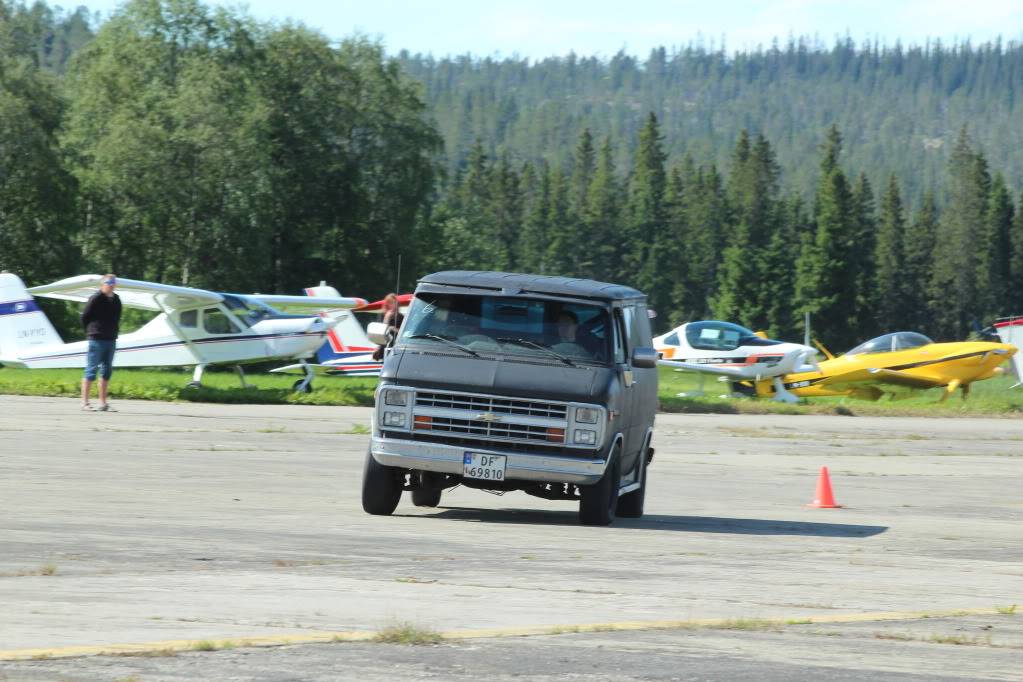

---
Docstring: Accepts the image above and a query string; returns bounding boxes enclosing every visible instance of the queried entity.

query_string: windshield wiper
[406,333,480,357]
[497,338,576,366]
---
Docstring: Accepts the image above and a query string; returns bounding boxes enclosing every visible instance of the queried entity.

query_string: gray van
[362,271,658,525]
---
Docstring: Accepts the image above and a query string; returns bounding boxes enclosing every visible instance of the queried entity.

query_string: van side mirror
[631,347,658,369]
[366,321,389,346]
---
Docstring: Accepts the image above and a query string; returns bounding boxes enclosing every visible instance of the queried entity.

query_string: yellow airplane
[752,331,1017,402]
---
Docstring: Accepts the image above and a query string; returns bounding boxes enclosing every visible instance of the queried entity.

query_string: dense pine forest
[2,0,1022,349]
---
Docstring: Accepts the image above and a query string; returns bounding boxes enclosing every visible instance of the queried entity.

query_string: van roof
[418,271,646,302]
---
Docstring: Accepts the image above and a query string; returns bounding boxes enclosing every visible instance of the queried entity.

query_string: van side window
[613,310,627,364]
[179,310,198,328]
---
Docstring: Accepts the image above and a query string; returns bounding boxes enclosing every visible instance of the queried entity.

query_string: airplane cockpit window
[846,332,933,355]
[223,295,274,327]
[684,321,781,351]
[662,331,680,346]
[203,308,242,335]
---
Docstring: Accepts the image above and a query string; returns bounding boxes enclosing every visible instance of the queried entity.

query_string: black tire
[411,488,442,507]
[292,379,313,393]
[362,448,401,515]
[617,442,649,519]
[579,446,621,526]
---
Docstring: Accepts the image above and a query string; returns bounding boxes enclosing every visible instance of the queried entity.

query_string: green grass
[0,366,377,407]
[658,366,1023,417]
[1,365,1020,416]
[372,623,444,645]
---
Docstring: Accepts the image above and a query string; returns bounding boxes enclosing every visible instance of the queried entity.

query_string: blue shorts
[84,339,116,381]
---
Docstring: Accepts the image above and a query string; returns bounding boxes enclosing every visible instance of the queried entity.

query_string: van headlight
[573,429,597,445]
[383,389,410,406]
[383,411,407,428]
[574,407,600,424]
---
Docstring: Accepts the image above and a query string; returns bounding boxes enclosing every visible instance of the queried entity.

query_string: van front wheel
[579,447,620,526]
[362,448,402,515]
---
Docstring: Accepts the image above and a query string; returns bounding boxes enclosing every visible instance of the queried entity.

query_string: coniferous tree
[873,174,906,332]
[520,161,551,273]
[583,137,622,282]
[977,174,1014,320]
[682,163,728,321]
[903,192,939,332]
[628,113,668,312]
[712,131,780,330]
[794,126,858,350]
[1010,193,1023,313]
[850,173,877,336]
[931,128,991,338]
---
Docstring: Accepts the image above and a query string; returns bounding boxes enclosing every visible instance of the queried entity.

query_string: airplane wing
[658,359,770,379]
[816,367,944,391]
[28,275,222,312]
[250,295,367,313]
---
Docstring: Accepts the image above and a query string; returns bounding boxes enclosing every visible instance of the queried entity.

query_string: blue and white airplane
[0,273,365,390]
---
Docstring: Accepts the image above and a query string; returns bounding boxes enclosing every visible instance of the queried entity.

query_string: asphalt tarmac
[0,395,1021,680]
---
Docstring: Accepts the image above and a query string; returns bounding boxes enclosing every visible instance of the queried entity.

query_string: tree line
[1,0,1022,350]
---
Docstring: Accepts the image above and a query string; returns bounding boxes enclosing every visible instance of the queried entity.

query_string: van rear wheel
[412,488,442,507]
[579,447,620,526]
[362,448,402,515]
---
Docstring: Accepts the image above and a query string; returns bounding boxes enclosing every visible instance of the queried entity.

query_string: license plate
[463,452,507,481]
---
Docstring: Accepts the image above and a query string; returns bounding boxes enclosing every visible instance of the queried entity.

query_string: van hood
[383,347,613,404]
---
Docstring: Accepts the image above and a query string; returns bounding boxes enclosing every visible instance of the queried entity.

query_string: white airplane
[271,286,412,385]
[0,273,366,390]
[654,320,819,402]
[993,316,1023,386]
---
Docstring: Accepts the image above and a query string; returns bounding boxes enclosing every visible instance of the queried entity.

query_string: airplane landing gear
[292,361,315,393]
[234,365,252,388]
[186,364,208,388]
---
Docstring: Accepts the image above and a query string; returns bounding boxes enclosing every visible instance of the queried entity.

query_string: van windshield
[399,294,611,365]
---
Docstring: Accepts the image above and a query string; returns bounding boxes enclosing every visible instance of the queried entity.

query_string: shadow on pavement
[420,508,888,537]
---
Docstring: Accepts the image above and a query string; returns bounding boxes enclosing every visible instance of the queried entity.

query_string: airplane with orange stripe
[655,320,819,402]
[752,331,1017,401]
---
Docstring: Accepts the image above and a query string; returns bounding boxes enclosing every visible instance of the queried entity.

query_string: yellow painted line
[0,608,1006,662]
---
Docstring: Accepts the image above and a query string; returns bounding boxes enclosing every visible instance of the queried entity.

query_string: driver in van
[556,310,579,343]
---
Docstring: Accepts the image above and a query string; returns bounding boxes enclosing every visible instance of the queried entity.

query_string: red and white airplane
[271,285,412,384]
[0,273,365,390]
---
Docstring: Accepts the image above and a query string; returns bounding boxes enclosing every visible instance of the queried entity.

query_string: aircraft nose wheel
[292,379,314,393]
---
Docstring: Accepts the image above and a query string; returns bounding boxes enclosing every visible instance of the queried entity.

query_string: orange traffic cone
[808,466,842,508]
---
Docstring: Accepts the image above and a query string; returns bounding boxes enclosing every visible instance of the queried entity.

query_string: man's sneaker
[81,404,94,411]
[96,404,110,412]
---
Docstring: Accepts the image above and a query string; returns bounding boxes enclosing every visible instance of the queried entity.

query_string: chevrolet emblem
[475,412,502,423]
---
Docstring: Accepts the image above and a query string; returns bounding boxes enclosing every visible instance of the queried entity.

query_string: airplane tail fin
[0,273,63,363]
[304,283,376,363]
[993,317,1023,385]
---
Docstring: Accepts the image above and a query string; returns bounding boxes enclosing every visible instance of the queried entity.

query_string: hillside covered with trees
[1,0,1022,349]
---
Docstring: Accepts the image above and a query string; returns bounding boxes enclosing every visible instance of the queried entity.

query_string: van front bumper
[370,436,608,485]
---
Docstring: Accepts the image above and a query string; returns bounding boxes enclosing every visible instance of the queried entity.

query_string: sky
[80,0,1023,59]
